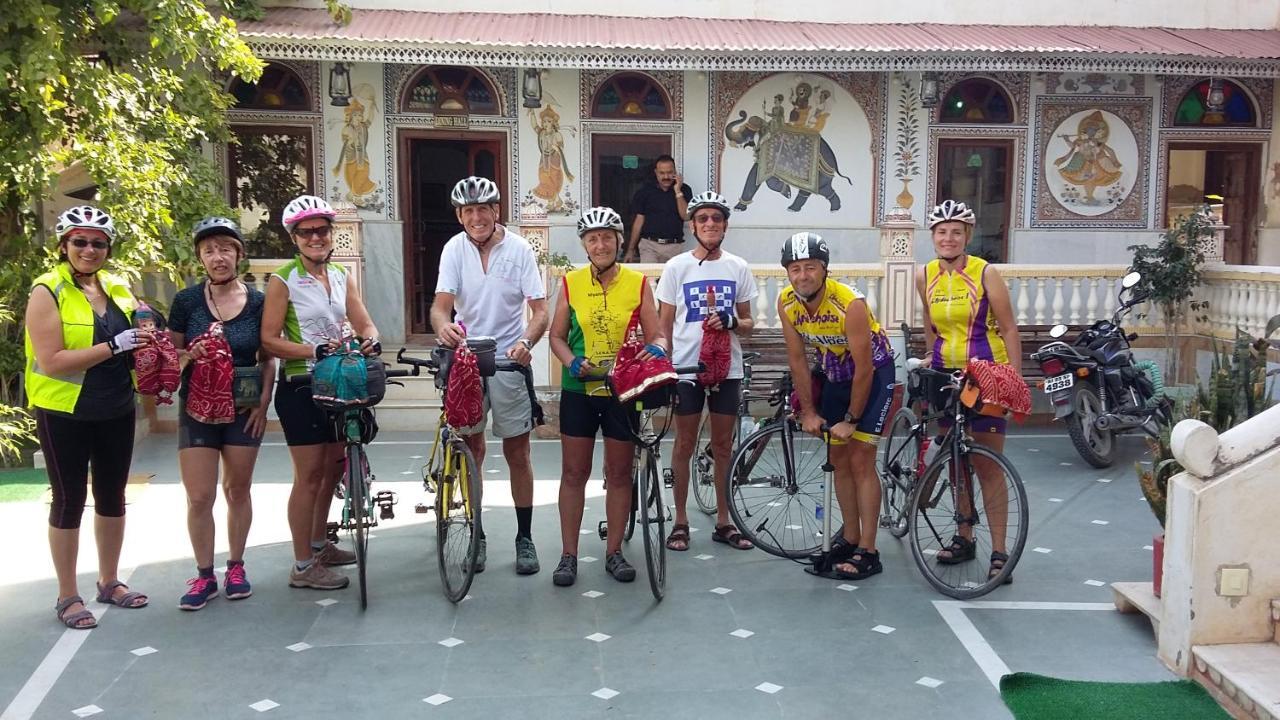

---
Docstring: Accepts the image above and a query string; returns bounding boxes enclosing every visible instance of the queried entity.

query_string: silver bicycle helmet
[450,176,501,207]
[192,216,243,245]
[926,199,977,229]
[55,205,115,242]
[780,231,830,268]
[577,207,624,238]
[687,191,732,220]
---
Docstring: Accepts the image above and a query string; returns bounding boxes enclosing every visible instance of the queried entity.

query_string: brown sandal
[56,596,97,630]
[665,524,691,552]
[712,525,754,550]
[95,580,148,609]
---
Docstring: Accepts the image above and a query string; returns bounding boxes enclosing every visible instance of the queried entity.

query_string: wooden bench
[739,328,792,396]
[903,324,1086,382]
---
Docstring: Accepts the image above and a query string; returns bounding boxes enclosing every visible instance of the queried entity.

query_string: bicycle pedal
[414,503,431,514]
[596,520,608,541]
[325,522,340,543]
[662,468,674,489]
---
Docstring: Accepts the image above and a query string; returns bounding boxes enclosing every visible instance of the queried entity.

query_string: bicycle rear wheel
[638,448,667,601]
[691,412,717,515]
[879,408,920,540]
[726,422,836,559]
[437,438,481,603]
[908,444,1028,599]
[346,444,371,610]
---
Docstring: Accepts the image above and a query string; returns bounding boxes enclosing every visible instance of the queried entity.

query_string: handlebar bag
[313,343,386,409]
[960,359,1031,420]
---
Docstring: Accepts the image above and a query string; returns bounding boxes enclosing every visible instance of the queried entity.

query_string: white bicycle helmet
[55,205,115,242]
[926,199,977,229]
[281,195,336,233]
[577,207,624,238]
[450,176,501,207]
[687,191,732,220]
[780,231,829,268]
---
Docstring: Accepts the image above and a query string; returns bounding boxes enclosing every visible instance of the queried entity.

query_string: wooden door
[936,139,1013,263]
[591,134,673,243]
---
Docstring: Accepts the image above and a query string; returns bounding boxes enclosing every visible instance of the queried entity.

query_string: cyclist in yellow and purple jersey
[780,232,897,581]
[915,199,1021,582]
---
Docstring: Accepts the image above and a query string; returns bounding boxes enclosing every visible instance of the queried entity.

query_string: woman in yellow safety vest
[24,205,153,630]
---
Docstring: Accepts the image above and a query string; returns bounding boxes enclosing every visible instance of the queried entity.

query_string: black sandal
[989,551,1013,585]
[936,535,977,565]
[712,525,754,550]
[833,549,883,580]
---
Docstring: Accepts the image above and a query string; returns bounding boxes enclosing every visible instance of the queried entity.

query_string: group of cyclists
[25,171,1022,629]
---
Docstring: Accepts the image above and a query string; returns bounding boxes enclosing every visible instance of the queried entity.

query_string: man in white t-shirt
[655,191,758,553]
[430,176,549,576]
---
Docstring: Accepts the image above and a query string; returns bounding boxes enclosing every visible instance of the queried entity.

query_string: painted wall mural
[330,82,385,213]
[892,77,921,211]
[713,72,880,225]
[1032,97,1150,228]
[525,103,579,215]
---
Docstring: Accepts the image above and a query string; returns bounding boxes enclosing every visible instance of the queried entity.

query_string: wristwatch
[518,338,534,350]
[842,412,860,424]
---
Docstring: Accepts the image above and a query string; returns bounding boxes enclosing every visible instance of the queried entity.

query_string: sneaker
[314,541,357,567]
[289,561,349,590]
[552,554,578,587]
[178,575,218,611]
[465,537,487,574]
[605,552,636,583]
[224,561,252,600]
[515,536,540,575]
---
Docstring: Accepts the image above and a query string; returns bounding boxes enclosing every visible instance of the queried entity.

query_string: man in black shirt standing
[625,154,692,264]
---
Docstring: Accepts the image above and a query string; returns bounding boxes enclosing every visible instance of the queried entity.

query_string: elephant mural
[725,109,853,213]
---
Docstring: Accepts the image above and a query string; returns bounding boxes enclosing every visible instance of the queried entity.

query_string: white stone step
[1192,642,1280,720]
[372,401,442,432]
[1111,581,1161,637]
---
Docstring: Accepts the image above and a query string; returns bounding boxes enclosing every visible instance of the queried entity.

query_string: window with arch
[229,63,311,111]
[938,78,1014,124]
[1174,79,1256,127]
[402,66,499,115]
[591,72,672,120]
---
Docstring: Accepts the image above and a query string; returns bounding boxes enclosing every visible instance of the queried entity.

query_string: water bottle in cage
[919,436,942,474]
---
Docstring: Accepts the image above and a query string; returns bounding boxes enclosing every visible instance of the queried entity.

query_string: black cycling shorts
[674,378,742,417]
[274,377,339,446]
[558,390,636,442]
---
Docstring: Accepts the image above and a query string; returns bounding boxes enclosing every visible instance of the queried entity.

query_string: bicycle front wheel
[346,444,371,610]
[726,422,836,559]
[690,412,717,515]
[437,438,481,603]
[879,408,920,540]
[908,444,1028,599]
[638,448,667,601]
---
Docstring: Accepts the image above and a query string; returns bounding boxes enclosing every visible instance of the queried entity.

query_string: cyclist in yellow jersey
[780,232,897,581]
[915,199,1021,582]
[549,207,669,587]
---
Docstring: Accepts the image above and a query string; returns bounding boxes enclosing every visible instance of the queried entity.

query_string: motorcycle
[1030,271,1173,468]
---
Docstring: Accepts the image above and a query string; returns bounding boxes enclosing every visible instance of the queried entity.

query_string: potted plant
[1135,317,1279,596]
[1128,207,1213,384]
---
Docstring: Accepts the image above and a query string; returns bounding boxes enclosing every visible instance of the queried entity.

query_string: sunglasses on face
[294,226,332,239]
[69,238,110,250]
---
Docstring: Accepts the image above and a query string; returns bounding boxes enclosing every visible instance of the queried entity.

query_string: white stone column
[879,208,918,335]
[518,211,555,387]
[331,201,365,298]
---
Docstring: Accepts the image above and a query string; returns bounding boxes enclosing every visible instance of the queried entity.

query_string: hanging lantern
[1203,77,1226,124]
[920,72,940,109]
[329,62,352,107]
[522,68,543,109]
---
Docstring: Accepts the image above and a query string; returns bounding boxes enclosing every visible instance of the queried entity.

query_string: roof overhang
[236,8,1280,77]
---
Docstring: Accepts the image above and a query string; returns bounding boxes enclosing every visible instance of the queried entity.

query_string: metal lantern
[920,72,940,109]
[1206,77,1226,112]
[522,68,543,109]
[329,62,352,107]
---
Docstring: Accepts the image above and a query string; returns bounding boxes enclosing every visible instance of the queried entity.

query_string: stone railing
[1194,267,1280,340]
[993,265,1135,329]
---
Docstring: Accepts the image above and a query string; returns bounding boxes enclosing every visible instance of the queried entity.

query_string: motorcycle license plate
[1044,373,1075,393]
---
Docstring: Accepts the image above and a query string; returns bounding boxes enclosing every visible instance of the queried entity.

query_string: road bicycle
[396,343,535,603]
[878,359,1029,599]
[310,358,410,610]
[724,370,840,559]
[688,352,771,515]
[588,361,702,601]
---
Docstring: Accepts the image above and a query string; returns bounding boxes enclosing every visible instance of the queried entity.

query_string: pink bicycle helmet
[282,195,336,233]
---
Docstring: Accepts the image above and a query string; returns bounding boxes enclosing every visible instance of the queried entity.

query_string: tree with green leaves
[0,0,263,460]
[1128,208,1212,382]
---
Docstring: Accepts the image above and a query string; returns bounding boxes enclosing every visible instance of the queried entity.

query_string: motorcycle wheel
[1067,383,1115,468]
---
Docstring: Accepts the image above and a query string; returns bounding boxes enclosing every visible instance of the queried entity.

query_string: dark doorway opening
[401,132,503,339]
[936,139,1013,263]
[1166,143,1261,265]
[591,134,674,243]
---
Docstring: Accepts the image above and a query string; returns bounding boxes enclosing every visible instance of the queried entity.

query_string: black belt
[644,237,684,245]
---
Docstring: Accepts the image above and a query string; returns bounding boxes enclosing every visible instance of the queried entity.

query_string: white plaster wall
[362,220,406,344]
[1008,230,1163,264]
[283,0,1280,29]
[1159,441,1280,672]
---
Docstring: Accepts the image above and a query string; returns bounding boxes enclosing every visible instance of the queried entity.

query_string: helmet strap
[467,226,497,251]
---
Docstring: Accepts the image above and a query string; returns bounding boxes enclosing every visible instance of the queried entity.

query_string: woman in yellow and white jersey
[915,199,1021,582]
[779,232,897,581]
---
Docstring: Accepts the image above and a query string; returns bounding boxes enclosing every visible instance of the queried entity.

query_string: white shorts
[461,369,535,439]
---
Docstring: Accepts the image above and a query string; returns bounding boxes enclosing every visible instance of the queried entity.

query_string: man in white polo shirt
[430,176,549,576]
